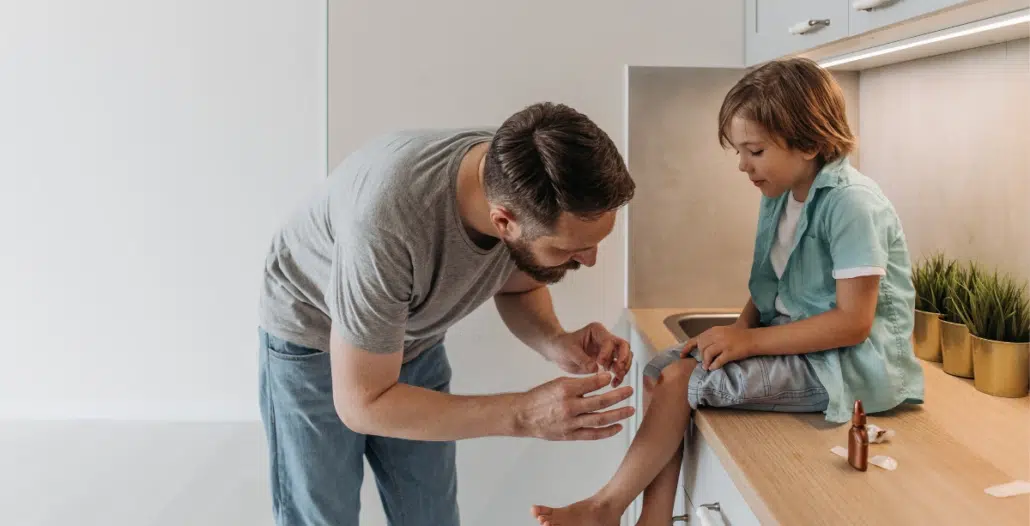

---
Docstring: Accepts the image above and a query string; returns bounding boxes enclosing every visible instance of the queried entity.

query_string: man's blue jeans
[258,329,459,526]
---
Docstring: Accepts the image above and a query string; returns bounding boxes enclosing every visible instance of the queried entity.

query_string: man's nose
[573,247,598,268]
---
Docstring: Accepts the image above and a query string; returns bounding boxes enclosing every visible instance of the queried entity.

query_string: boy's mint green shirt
[749,157,924,423]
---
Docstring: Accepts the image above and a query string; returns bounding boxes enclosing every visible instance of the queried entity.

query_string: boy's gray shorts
[643,344,829,413]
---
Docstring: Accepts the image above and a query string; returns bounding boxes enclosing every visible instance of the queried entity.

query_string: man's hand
[545,323,633,387]
[681,325,755,371]
[514,372,635,441]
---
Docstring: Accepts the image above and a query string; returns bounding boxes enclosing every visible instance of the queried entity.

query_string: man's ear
[489,206,521,238]
[801,149,820,161]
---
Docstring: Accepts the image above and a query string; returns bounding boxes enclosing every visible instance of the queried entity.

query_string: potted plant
[911,253,953,362]
[940,261,980,378]
[956,269,1030,397]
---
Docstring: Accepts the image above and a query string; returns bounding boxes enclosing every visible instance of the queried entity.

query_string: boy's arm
[685,276,879,370]
[744,185,893,357]
[734,298,761,329]
[748,275,879,357]
[689,187,891,370]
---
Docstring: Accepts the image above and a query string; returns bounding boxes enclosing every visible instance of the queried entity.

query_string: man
[257,102,637,525]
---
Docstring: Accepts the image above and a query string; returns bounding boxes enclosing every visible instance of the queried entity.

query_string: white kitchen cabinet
[848,0,974,36]
[744,0,1028,67]
[745,0,852,66]
[681,421,761,526]
[622,322,658,524]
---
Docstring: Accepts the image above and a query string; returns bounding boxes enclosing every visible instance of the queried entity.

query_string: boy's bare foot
[531,498,621,526]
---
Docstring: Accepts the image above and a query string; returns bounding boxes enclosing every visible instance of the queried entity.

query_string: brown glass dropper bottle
[848,400,869,471]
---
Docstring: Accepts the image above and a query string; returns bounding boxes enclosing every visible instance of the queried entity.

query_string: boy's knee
[643,375,658,393]
[657,358,697,388]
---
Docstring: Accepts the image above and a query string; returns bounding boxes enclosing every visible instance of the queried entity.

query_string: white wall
[1,2,327,418]
[329,1,744,524]
[2,1,324,524]
[0,1,743,524]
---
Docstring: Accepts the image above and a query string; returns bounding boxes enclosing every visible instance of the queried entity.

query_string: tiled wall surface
[859,38,1029,284]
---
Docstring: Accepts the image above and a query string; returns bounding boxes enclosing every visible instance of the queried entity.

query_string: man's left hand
[546,323,633,387]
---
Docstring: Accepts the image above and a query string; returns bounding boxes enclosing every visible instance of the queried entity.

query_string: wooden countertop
[627,308,1030,526]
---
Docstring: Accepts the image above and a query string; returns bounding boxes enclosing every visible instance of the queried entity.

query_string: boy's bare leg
[634,372,686,526]
[635,442,684,526]
[531,358,697,526]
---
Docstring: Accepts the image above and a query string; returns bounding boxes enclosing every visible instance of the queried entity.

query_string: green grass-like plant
[942,261,982,324]
[954,269,1030,343]
[912,253,954,314]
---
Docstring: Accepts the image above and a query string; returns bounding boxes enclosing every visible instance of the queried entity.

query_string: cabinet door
[848,0,973,35]
[681,421,761,526]
[746,0,851,65]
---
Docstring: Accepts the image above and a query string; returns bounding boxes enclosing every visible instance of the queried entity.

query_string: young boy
[531,57,925,526]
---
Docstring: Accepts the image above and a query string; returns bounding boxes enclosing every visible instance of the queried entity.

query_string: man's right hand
[514,372,635,441]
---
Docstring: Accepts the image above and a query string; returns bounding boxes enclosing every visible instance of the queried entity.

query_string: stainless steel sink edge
[662,312,740,342]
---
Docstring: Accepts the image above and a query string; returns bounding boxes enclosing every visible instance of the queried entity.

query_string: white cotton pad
[985,480,1030,498]
[869,455,897,471]
[830,446,897,470]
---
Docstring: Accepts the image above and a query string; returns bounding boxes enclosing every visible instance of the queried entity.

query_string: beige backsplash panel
[627,66,860,308]
[859,39,1030,284]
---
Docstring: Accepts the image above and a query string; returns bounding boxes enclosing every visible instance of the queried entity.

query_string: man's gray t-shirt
[258,128,518,362]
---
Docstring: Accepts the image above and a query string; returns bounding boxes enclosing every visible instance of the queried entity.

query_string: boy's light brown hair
[718,57,855,164]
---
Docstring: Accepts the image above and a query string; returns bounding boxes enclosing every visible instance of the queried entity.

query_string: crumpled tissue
[865,423,895,444]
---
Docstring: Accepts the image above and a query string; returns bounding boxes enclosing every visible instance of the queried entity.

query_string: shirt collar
[810,156,851,192]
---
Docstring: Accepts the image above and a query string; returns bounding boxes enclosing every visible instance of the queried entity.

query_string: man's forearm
[494,286,565,355]
[342,383,524,442]
[750,308,871,357]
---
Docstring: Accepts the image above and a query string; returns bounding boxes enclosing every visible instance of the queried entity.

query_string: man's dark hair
[483,102,634,233]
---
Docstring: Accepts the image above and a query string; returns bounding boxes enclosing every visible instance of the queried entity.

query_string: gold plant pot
[940,320,973,378]
[913,309,942,362]
[971,336,1029,398]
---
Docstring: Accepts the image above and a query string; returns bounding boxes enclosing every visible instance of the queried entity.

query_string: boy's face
[727,116,819,200]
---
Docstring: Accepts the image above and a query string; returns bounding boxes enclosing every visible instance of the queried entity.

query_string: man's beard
[504,237,580,284]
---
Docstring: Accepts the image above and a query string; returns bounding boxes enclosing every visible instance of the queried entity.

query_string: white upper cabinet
[849,0,973,35]
[744,0,1029,67]
[746,0,851,66]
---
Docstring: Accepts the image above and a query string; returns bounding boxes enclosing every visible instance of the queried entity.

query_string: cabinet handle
[789,19,831,35]
[672,503,722,524]
[853,0,895,10]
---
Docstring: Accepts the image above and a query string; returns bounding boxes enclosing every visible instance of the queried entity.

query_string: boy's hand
[681,326,756,370]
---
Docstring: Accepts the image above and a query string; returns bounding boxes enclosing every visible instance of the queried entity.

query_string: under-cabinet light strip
[819,9,1030,68]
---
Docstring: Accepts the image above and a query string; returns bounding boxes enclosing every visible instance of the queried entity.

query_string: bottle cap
[852,400,866,426]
